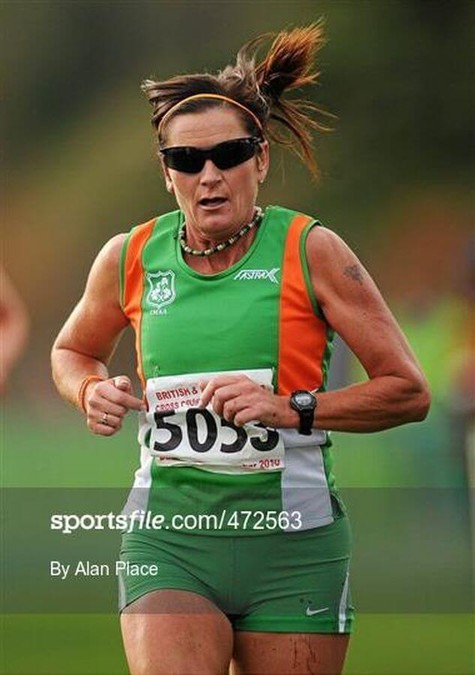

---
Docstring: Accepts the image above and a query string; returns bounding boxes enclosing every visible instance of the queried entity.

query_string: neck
[180,207,262,259]
[182,222,260,275]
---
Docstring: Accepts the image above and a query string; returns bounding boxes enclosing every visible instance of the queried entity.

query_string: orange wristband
[78,375,105,412]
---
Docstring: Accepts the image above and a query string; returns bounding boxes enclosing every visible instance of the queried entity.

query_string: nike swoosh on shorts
[305,606,329,616]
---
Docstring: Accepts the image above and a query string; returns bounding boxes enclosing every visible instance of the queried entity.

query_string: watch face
[290,390,316,435]
[294,392,314,407]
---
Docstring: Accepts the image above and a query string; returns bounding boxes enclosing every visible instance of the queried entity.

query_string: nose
[199,158,222,185]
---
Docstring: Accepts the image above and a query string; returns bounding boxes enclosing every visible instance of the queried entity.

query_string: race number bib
[139,369,285,474]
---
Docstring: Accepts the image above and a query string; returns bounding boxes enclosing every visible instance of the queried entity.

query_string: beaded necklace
[179,207,263,257]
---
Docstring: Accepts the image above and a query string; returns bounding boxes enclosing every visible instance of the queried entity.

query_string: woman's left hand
[198,374,294,428]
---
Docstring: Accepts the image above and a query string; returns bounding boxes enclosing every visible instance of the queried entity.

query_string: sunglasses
[160,137,263,174]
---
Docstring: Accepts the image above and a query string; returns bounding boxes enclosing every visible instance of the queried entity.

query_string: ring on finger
[101,412,109,426]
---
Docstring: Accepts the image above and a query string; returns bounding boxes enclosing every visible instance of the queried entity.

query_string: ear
[160,157,175,194]
[165,175,175,194]
[256,140,270,183]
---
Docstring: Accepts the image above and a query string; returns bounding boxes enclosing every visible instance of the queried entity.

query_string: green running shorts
[119,515,354,634]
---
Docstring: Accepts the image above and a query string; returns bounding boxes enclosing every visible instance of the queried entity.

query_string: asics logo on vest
[146,271,176,314]
[233,268,280,284]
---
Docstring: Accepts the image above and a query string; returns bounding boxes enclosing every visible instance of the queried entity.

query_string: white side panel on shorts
[117,563,127,610]
[338,570,350,633]
[122,446,153,515]
[280,444,333,532]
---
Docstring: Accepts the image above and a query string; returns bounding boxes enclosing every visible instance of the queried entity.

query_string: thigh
[232,632,350,675]
[121,589,233,675]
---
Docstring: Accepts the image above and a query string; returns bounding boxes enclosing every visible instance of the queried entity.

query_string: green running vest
[120,205,343,534]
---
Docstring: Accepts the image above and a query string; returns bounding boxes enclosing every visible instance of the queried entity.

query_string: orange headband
[157,94,263,136]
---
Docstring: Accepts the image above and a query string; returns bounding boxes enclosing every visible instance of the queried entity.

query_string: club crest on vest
[146,271,176,313]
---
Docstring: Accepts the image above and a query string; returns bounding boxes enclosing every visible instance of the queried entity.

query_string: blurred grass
[1,614,473,674]
[1,406,137,489]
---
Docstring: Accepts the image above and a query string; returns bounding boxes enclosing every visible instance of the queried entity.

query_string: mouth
[198,197,228,209]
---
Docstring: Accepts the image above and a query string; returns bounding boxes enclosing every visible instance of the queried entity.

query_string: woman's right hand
[84,376,145,436]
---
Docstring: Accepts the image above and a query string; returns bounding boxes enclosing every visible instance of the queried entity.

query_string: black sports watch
[289,390,317,435]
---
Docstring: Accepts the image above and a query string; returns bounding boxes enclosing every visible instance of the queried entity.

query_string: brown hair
[141,22,333,178]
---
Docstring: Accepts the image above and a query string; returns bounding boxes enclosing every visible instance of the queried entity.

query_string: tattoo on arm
[344,265,364,284]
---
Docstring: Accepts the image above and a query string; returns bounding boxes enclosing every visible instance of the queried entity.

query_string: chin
[198,209,233,232]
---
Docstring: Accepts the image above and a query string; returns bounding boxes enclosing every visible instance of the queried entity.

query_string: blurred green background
[2,1,474,673]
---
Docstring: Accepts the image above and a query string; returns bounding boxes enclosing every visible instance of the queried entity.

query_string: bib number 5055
[152,409,279,454]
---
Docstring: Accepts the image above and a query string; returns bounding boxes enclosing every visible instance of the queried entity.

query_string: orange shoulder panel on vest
[122,218,156,388]
[277,214,328,395]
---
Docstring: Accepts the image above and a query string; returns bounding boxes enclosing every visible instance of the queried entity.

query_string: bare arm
[51,234,144,435]
[303,226,430,431]
[200,226,430,433]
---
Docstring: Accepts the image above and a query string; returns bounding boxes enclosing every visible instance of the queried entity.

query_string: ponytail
[142,21,333,178]
[239,22,333,177]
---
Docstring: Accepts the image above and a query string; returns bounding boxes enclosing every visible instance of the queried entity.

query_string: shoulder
[92,233,128,273]
[121,213,178,254]
[81,234,129,298]
[265,204,311,225]
[96,213,164,270]
[305,225,360,271]
[306,224,349,250]
[304,225,378,313]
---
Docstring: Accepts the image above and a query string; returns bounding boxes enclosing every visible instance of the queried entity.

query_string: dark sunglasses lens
[213,139,257,170]
[162,138,260,173]
[163,148,204,173]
